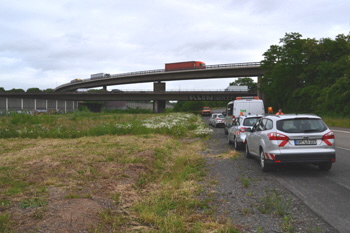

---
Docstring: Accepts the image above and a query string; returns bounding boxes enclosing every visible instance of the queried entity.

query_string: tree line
[261,32,350,117]
[0,87,54,93]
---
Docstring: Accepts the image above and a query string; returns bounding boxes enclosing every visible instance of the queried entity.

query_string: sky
[1,0,349,91]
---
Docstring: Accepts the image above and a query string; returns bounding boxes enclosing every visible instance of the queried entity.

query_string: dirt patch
[10,177,139,233]
[1,136,166,233]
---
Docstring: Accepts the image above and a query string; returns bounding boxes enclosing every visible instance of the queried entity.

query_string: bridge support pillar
[153,82,166,113]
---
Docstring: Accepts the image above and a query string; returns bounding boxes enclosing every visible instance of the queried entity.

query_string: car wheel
[319,162,332,171]
[245,143,251,158]
[260,149,271,172]
[228,135,233,145]
[234,137,239,150]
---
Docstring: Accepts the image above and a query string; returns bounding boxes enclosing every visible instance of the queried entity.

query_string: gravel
[200,120,338,233]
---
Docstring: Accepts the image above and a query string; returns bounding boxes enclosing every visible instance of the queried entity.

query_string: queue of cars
[207,96,337,172]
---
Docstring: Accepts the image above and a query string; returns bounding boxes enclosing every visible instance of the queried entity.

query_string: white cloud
[0,0,349,90]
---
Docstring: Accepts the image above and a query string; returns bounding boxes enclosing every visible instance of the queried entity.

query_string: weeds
[0,213,11,233]
[240,177,250,188]
[281,215,295,232]
[19,198,47,209]
[0,112,212,139]
[258,190,292,216]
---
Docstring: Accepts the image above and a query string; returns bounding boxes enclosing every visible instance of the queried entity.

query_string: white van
[223,97,265,134]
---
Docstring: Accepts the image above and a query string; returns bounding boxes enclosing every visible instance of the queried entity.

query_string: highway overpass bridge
[0,90,257,113]
[0,91,256,101]
[1,62,263,113]
[55,62,264,92]
[53,62,264,112]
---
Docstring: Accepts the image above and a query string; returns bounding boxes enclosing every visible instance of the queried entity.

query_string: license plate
[294,139,317,145]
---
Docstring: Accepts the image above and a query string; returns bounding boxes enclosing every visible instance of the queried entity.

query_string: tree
[26,88,42,93]
[43,88,55,93]
[7,88,25,93]
[261,32,350,116]
[229,77,257,92]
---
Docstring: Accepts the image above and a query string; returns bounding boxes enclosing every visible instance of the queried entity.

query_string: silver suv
[228,115,263,150]
[245,114,336,172]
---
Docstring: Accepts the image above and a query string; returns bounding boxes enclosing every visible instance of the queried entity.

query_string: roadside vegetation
[0,111,244,232]
[322,116,350,128]
[261,32,350,117]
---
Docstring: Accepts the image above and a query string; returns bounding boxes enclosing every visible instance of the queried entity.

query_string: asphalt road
[271,127,350,233]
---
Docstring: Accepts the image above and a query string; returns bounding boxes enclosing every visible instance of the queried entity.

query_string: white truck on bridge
[90,73,111,79]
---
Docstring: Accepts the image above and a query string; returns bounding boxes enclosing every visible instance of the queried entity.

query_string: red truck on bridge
[165,61,206,71]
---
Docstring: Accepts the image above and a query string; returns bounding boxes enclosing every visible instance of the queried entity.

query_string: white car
[209,113,225,127]
[245,114,336,172]
[228,115,263,150]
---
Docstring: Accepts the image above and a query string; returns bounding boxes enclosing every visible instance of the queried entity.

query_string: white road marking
[332,129,350,134]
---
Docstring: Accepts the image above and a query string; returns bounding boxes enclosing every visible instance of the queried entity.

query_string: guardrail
[56,62,261,90]
[73,89,250,93]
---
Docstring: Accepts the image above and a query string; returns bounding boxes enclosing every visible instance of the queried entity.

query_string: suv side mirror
[245,128,251,132]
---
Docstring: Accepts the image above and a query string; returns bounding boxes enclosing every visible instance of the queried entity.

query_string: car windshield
[243,117,261,126]
[277,118,327,133]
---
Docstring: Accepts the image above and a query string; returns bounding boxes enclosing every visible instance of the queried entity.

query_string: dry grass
[0,135,163,230]
[0,112,242,232]
[0,134,231,232]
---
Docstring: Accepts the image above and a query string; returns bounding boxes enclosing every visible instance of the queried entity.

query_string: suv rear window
[277,118,327,133]
[243,117,261,126]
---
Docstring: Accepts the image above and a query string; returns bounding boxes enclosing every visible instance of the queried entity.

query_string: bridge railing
[55,62,261,90]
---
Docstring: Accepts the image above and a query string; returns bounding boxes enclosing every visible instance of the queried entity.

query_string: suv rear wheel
[245,143,251,158]
[228,135,233,145]
[260,149,271,172]
[234,137,241,150]
[319,162,332,171]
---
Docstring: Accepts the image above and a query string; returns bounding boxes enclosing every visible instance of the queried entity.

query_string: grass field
[322,116,350,128]
[0,112,241,232]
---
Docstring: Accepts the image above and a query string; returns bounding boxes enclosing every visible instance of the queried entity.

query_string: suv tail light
[267,132,289,147]
[322,131,335,146]
[239,127,247,133]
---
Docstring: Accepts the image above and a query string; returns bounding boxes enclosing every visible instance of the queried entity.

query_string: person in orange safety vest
[276,109,284,115]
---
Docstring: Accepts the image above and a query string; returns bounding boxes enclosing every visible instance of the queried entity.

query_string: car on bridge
[245,114,336,172]
[70,78,82,83]
[90,73,111,79]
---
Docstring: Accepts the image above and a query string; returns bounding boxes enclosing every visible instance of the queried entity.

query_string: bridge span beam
[153,82,166,113]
